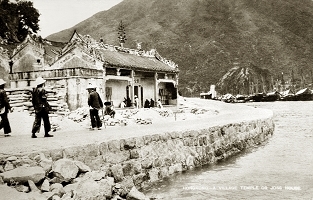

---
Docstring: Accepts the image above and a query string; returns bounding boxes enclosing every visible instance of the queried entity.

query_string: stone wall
[0,117,274,199]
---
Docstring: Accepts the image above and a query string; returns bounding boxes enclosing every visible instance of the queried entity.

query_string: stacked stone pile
[45,85,70,115]
[6,87,70,132]
[6,87,70,115]
[6,88,32,111]
[0,154,148,200]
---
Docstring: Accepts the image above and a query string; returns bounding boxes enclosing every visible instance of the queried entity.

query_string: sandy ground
[0,98,273,156]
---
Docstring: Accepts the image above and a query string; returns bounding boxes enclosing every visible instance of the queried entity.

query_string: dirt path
[0,98,273,156]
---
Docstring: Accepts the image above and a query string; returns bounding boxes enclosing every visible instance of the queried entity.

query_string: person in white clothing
[134,95,139,109]
[157,99,163,109]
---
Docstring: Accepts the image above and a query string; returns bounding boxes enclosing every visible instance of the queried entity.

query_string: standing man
[31,77,53,138]
[87,83,103,130]
[0,79,13,137]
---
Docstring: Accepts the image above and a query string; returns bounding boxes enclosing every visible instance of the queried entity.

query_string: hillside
[46,0,313,96]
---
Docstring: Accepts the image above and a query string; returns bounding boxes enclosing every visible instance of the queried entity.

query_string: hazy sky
[30,0,124,38]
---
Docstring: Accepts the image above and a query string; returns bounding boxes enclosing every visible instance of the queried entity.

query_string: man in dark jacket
[31,77,53,138]
[0,79,13,137]
[87,83,103,130]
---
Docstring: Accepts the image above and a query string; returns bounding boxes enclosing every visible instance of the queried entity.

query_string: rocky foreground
[0,98,273,199]
[0,154,147,200]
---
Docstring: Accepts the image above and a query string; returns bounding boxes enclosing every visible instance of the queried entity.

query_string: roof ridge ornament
[66,31,179,70]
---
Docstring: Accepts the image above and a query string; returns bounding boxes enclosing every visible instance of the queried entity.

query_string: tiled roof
[99,49,178,73]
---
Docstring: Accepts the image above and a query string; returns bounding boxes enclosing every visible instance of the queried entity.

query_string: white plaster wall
[140,78,155,101]
[106,80,128,107]
[17,81,28,88]
[76,78,104,108]
[78,78,88,108]
[67,78,79,110]
[10,81,17,88]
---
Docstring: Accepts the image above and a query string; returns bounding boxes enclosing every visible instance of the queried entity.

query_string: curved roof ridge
[71,31,178,70]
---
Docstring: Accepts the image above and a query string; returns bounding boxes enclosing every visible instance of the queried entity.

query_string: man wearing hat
[0,79,13,137]
[87,83,103,130]
[31,77,53,138]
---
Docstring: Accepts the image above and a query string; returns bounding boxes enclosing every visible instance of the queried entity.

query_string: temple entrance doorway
[134,85,144,107]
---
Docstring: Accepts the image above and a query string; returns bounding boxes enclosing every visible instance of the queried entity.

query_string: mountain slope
[47,0,313,95]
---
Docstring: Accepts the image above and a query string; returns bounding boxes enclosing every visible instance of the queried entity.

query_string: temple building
[7,31,179,110]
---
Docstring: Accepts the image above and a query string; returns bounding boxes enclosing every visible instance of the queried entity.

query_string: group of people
[0,77,117,137]
[120,96,154,109]
[144,98,163,109]
[121,96,163,109]
[144,98,155,108]
[0,77,54,138]
[0,77,165,137]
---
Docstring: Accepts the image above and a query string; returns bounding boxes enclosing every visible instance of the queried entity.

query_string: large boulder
[51,159,79,183]
[73,160,91,173]
[0,166,45,184]
[74,179,105,199]
[70,175,114,199]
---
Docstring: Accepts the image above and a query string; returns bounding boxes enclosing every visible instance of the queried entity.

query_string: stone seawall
[0,114,274,199]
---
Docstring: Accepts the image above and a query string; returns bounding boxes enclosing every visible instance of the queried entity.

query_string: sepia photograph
[0,0,312,199]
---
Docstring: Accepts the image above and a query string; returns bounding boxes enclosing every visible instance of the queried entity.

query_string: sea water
[144,101,313,200]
